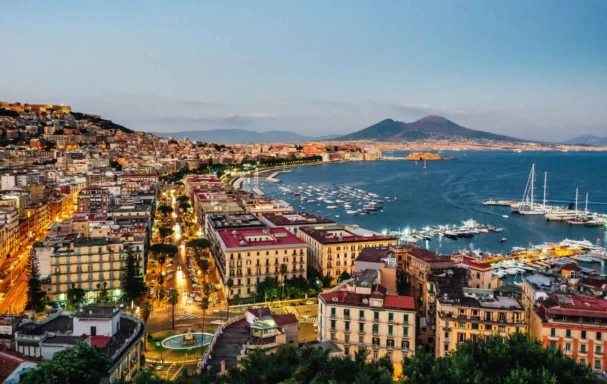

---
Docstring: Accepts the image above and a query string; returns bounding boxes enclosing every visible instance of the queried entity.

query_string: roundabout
[161,330,213,350]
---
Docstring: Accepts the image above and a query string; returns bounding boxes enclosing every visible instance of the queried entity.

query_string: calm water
[245,151,607,255]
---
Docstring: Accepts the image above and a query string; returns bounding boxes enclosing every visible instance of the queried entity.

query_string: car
[177,265,182,271]
[305,300,314,305]
[194,296,202,302]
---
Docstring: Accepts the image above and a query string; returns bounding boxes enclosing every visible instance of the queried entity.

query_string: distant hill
[153,129,337,143]
[71,112,134,134]
[336,115,527,143]
[562,134,607,146]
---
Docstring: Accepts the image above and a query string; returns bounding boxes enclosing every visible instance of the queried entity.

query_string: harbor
[385,219,504,244]
[482,163,607,228]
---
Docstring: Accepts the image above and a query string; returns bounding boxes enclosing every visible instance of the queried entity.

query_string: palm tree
[226,278,233,321]
[167,288,179,330]
[141,302,152,350]
[279,264,288,300]
[199,258,210,283]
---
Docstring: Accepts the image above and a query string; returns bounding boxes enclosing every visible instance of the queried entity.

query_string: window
[403,327,409,337]
[330,320,336,331]
[565,343,571,352]
[345,321,350,332]
[372,324,379,335]
[598,332,603,341]
[388,313,394,322]
[581,344,587,353]
[485,312,492,321]
[471,323,479,330]
[331,308,336,317]
[550,328,556,337]
[359,310,365,319]
[596,346,602,355]
[91,326,97,336]
[458,333,465,343]
[565,329,571,338]
[581,330,587,340]
[387,339,395,349]
[580,359,586,366]
[595,360,602,369]
[359,323,364,332]
[402,340,410,350]
[388,325,393,336]
[344,346,350,356]
[344,309,350,318]
[374,311,379,321]
[549,341,556,350]
[404,314,409,323]
[372,338,380,347]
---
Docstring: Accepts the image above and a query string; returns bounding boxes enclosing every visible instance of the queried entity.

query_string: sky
[1,0,606,141]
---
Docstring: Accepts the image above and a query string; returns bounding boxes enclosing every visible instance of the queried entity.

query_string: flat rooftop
[262,212,335,227]
[217,227,305,250]
[209,213,265,230]
[300,226,396,245]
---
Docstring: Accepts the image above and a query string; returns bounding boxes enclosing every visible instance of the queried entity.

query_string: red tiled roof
[458,256,491,270]
[383,296,416,310]
[90,335,112,347]
[0,351,38,383]
[218,227,305,249]
[561,263,581,272]
[273,314,298,326]
[371,284,387,296]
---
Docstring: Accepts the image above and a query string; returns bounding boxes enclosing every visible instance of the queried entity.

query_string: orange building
[530,292,607,372]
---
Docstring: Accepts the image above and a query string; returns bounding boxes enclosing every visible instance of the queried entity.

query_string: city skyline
[1,1,606,141]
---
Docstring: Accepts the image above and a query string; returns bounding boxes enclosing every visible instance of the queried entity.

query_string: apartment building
[435,286,526,357]
[214,227,307,298]
[260,212,335,236]
[452,255,501,290]
[77,187,109,214]
[318,265,416,367]
[530,292,607,371]
[49,237,144,301]
[298,225,396,283]
[206,213,266,255]
[0,206,19,259]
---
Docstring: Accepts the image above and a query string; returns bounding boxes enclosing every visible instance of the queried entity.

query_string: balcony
[387,345,394,350]
[344,315,350,320]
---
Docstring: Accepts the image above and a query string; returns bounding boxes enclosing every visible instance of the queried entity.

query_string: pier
[265,169,292,183]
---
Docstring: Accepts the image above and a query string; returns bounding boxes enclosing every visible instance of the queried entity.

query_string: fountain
[161,330,213,350]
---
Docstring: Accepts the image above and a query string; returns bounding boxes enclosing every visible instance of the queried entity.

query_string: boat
[516,166,550,215]
[493,228,504,232]
[327,205,337,209]
[500,238,507,242]
[444,231,459,240]
[502,215,509,218]
[346,210,358,215]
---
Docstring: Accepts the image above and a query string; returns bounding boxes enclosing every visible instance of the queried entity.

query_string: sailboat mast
[544,172,548,209]
[530,164,535,207]
[585,192,589,213]
[575,188,579,217]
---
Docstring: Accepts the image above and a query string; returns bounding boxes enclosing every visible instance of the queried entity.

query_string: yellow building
[214,227,307,298]
[435,287,526,356]
[49,237,144,301]
[298,225,396,283]
[318,268,416,367]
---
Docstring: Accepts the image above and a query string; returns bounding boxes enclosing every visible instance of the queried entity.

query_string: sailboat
[567,190,590,224]
[423,159,427,174]
[516,165,549,215]
[394,189,398,201]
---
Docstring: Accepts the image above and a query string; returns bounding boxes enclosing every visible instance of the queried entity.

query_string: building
[0,351,38,384]
[298,225,396,283]
[15,306,144,383]
[435,285,526,357]
[530,292,607,371]
[48,237,143,301]
[452,255,501,290]
[318,265,416,368]
[260,212,335,236]
[214,227,307,298]
[0,206,19,260]
[77,187,110,215]
[244,308,299,354]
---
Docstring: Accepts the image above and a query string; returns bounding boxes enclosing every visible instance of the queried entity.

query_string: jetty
[265,169,292,183]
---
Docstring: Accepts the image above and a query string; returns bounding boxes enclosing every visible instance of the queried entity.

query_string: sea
[242,151,607,258]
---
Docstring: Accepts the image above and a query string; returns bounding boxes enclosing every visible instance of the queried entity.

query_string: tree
[176,195,189,204]
[27,251,45,311]
[120,251,145,302]
[198,258,210,283]
[226,278,233,321]
[99,281,109,303]
[338,271,352,283]
[186,238,210,262]
[279,264,288,300]
[158,227,174,243]
[157,205,173,218]
[22,342,111,384]
[133,369,171,384]
[67,283,85,304]
[256,277,279,303]
[167,288,179,330]
[150,243,178,264]
[200,296,209,354]
[178,202,191,212]
[402,333,602,384]
[141,302,153,350]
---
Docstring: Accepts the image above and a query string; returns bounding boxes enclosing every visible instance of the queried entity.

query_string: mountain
[562,134,607,146]
[152,129,337,144]
[336,115,527,143]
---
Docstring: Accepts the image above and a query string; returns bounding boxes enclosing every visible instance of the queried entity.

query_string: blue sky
[1,0,606,140]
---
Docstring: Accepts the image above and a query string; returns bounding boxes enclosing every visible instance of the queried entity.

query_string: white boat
[515,165,550,215]
[326,205,337,209]
[346,210,358,215]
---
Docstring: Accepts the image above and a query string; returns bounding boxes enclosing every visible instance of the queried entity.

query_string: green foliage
[178,202,191,211]
[67,282,86,304]
[120,251,145,302]
[198,346,393,384]
[27,251,45,311]
[338,271,352,283]
[167,288,179,329]
[22,342,111,384]
[402,333,602,384]
[176,195,189,204]
[158,227,174,242]
[158,205,174,217]
[133,369,170,384]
